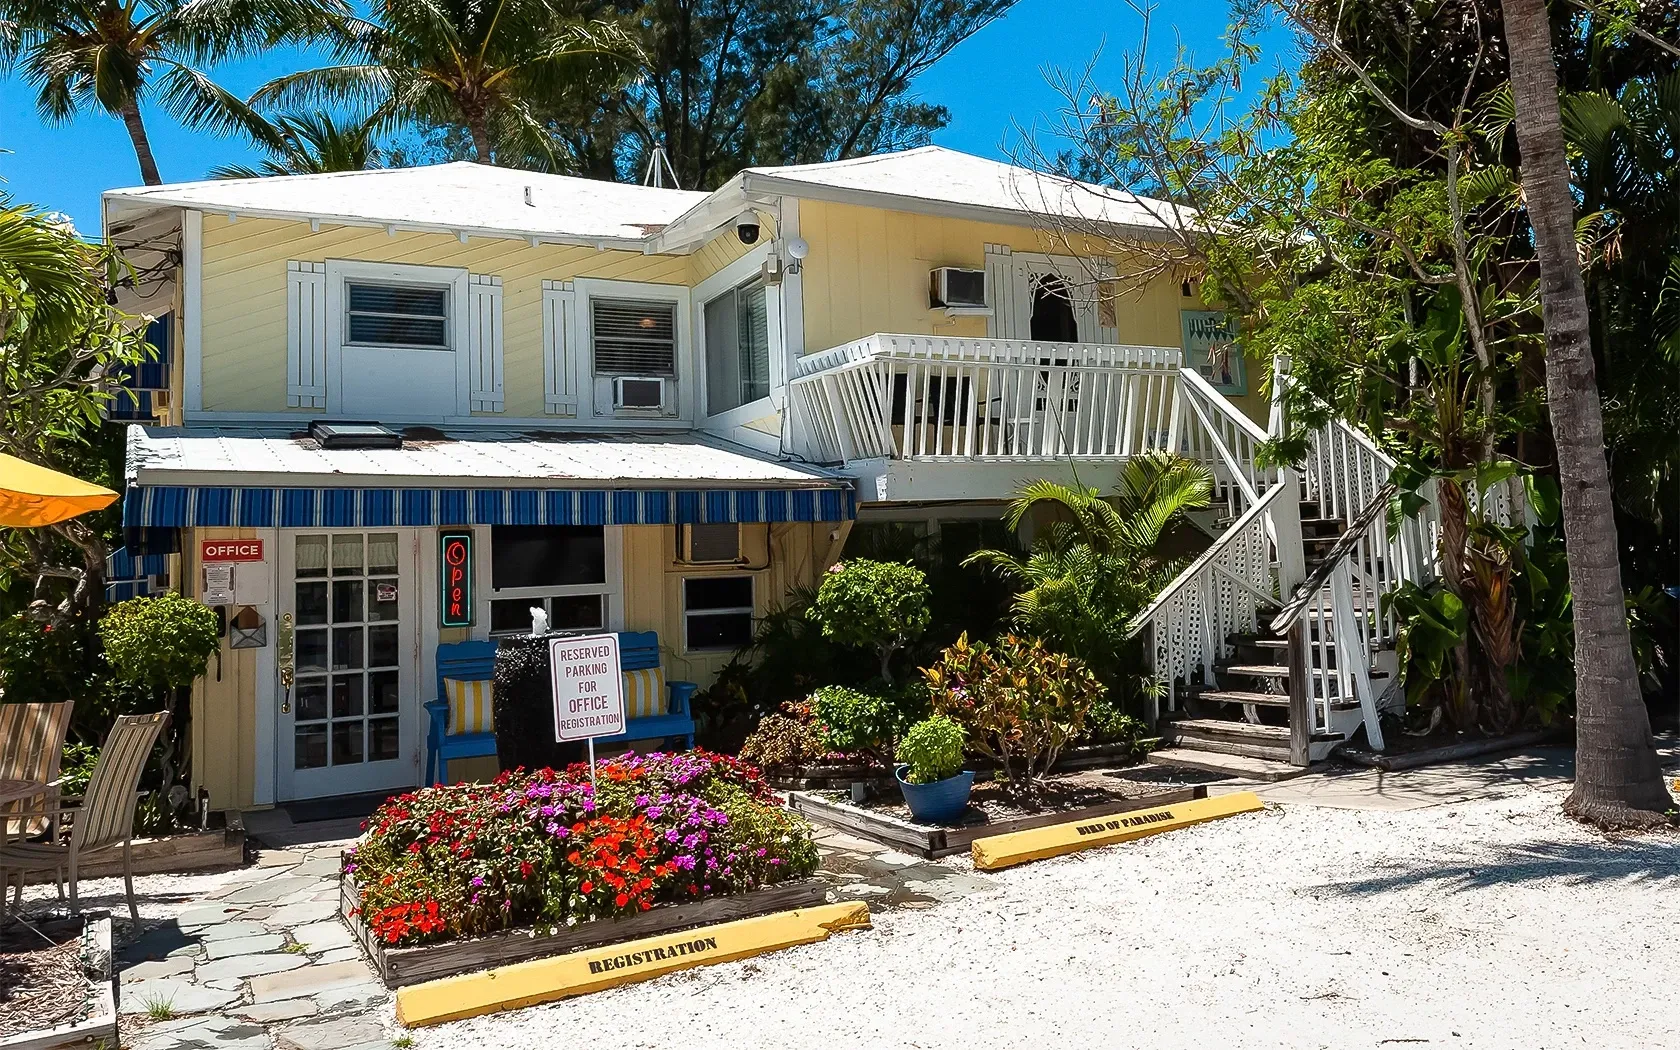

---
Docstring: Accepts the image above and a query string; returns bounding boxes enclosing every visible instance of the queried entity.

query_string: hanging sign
[549,633,625,742]
[201,539,264,562]
[439,531,474,628]
[1180,309,1247,395]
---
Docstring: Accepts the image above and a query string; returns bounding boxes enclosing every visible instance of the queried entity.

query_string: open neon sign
[439,530,474,628]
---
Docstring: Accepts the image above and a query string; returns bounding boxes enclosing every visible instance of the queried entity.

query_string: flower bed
[341,750,823,983]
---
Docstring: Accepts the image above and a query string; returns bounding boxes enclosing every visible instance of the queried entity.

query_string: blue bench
[424,632,699,786]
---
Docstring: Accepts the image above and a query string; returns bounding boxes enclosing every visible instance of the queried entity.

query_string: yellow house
[102,146,1272,811]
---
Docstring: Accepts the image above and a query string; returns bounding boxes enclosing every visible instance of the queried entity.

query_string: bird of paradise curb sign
[395,901,873,1027]
[970,791,1266,870]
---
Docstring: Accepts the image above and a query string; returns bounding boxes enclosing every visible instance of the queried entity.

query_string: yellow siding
[199,217,690,416]
[185,527,261,811]
[618,521,841,693]
[797,199,1268,423]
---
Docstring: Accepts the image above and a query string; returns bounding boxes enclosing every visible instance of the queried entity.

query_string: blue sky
[0,0,1294,236]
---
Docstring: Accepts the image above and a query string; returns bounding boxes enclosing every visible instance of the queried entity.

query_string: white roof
[127,426,844,490]
[744,147,1179,230]
[104,162,707,249]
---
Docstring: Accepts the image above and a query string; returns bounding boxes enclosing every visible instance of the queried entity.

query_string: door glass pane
[332,675,364,718]
[296,582,328,626]
[332,580,364,624]
[332,535,363,576]
[368,670,400,714]
[368,717,400,762]
[296,536,328,578]
[368,579,399,621]
[367,533,399,575]
[332,627,363,670]
[295,727,327,769]
[295,629,328,674]
[367,624,398,668]
[294,679,328,722]
[332,722,364,765]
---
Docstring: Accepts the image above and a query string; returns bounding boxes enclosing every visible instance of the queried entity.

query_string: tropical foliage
[807,558,932,683]
[896,714,965,785]
[210,111,402,177]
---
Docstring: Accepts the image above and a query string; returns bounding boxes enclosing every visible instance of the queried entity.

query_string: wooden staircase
[1145,497,1392,781]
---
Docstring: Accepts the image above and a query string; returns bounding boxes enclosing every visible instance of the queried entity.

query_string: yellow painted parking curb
[395,900,872,1027]
[971,791,1266,871]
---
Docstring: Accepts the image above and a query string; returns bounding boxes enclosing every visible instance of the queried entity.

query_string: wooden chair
[0,711,168,921]
[0,701,74,839]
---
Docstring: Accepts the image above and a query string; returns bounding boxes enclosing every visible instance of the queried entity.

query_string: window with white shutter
[590,299,677,376]
[542,280,578,415]
[467,274,503,412]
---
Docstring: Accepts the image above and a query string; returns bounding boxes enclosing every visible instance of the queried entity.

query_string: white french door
[277,530,420,801]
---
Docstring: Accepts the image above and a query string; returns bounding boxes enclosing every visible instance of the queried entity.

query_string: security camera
[736,217,761,245]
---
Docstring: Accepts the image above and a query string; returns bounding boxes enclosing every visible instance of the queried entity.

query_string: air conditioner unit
[613,376,666,409]
[930,267,988,310]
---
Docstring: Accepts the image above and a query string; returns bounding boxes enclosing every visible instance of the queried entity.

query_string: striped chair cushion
[622,668,667,720]
[444,678,495,735]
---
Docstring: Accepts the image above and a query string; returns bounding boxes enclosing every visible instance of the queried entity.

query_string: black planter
[491,636,585,773]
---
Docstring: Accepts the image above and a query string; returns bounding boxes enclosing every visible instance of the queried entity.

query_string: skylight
[308,420,402,450]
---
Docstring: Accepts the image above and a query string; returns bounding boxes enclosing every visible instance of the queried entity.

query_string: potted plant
[893,715,972,824]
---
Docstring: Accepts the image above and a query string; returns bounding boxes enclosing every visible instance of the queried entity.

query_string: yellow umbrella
[0,453,119,527]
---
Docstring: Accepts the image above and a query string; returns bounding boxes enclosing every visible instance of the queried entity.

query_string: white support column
[182,210,203,416]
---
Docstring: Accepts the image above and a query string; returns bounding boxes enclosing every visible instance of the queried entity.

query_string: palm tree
[0,0,346,186]
[965,452,1214,705]
[1500,0,1672,827]
[210,111,401,177]
[251,0,640,167]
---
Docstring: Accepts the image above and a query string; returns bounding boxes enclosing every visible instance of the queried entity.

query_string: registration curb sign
[394,901,872,1027]
[549,633,626,742]
[970,791,1265,871]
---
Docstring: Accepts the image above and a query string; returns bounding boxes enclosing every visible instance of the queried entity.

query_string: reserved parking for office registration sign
[550,633,626,742]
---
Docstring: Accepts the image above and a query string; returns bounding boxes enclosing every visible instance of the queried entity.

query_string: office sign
[202,539,264,562]
[549,633,625,742]
[439,530,474,628]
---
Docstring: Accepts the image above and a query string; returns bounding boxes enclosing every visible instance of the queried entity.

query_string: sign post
[548,633,625,787]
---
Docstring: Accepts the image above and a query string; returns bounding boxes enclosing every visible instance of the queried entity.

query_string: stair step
[1146,748,1307,782]
[1163,720,1292,761]
[1165,718,1289,742]
[1221,663,1290,678]
[1198,689,1363,711]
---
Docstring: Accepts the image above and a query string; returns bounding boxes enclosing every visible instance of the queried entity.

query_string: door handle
[278,612,295,714]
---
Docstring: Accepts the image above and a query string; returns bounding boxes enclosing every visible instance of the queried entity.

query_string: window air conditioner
[613,376,666,409]
[929,267,988,310]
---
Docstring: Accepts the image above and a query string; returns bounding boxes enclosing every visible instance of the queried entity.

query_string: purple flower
[470,875,485,887]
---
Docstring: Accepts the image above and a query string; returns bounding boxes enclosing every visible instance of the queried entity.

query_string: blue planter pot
[895,765,975,825]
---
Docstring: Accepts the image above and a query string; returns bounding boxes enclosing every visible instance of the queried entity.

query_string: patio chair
[0,711,168,921]
[0,701,74,839]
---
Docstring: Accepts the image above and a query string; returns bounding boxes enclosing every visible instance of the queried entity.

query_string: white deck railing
[785,334,1185,464]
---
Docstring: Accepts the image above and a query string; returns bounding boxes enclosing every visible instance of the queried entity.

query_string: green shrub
[808,560,931,681]
[809,685,894,761]
[923,633,1102,795]
[897,715,966,784]
[99,593,218,693]
[1084,694,1148,750]
[739,702,828,772]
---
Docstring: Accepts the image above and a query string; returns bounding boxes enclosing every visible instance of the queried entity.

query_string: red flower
[519,861,533,879]
[580,880,593,893]
[614,893,629,908]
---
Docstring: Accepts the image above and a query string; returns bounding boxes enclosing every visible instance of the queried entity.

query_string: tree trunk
[118,98,163,186]
[1500,0,1671,827]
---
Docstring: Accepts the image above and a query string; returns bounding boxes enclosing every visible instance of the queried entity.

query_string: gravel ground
[415,782,1679,1050]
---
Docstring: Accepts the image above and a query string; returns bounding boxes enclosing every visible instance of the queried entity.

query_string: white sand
[417,783,1679,1050]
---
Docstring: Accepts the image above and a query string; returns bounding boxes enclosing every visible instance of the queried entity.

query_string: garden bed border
[787,783,1208,859]
[1339,730,1553,772]
[0,913,116,1050]
[339,871,829,988]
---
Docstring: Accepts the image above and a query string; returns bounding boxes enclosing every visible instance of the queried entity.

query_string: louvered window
[346,283,450,349]
[591,299,677,375]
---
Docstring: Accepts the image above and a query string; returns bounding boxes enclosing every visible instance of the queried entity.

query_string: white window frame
[693,242,783,430]
[324,259,470,417]
[681,573,755,653]
[475,523,625,638]
[571,278,693,422]
[343,280,452,350]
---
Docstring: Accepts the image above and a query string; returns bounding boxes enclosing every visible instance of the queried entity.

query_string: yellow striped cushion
[444,678,494,735]
[622,668,667,720]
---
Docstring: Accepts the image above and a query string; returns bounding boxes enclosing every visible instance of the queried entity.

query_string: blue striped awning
[105,545,171,602]
[123,485,856,529]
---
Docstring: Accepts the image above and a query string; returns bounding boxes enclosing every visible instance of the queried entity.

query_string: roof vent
[309,420,402,450]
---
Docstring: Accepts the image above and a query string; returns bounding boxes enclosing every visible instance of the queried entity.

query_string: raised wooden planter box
[787,784,1208,859]
[1340,730,1553,772]
[339,873,829,987]
[0,913,116,1050]
[766,743,1148,792]
[22,829,245,887]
